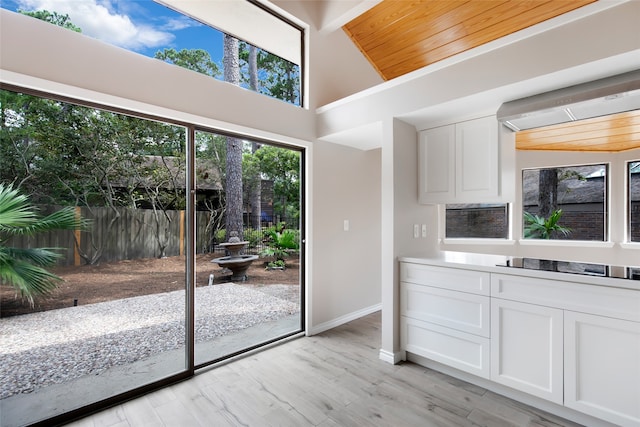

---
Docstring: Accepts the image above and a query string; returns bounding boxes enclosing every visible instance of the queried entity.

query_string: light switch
[421,224,427,238]
[344,220,350,231]
[413,224,419,238]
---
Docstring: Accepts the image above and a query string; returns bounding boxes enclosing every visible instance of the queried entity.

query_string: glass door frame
[190,126,306,371]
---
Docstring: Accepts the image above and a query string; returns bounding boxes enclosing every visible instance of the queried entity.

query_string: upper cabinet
[419,116,507,204]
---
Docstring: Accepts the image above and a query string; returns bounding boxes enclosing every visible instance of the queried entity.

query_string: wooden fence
[7,206,214,266]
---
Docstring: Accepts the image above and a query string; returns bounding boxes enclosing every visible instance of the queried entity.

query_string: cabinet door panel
[491,298,563,404]
[401,316,490,378]
[418,125,455,203]
[565,311,640,427]
[455,116,498,200]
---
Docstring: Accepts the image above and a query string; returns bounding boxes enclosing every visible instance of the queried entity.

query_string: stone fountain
[211,231,258,281]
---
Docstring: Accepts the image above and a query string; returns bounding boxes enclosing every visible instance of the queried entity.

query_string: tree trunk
[223,34,244,240]
[538,168,558,218]
[248,45,262,230]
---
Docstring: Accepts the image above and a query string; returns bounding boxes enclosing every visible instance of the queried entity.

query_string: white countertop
[399,252,640,291]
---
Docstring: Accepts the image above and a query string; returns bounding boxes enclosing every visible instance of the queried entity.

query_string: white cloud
[163,16,200,32]
[18,0,174,50]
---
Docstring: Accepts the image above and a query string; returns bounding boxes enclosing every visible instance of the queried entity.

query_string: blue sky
[1,0,224,63]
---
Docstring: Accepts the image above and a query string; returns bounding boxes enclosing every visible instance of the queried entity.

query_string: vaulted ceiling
[343,0,597,81]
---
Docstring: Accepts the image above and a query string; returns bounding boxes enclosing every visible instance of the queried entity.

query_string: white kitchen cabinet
[400,257,640,426]
[564,311,640,427]
[418,116,499,204]
[418,124,455,202]
[491,298,564,404]
[400,263,491,378]
[455,116,499,200]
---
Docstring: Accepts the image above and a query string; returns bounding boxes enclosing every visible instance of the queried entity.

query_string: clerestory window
[2,0,303,106]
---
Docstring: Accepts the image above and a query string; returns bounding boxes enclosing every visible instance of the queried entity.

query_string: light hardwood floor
[67,312,583,426]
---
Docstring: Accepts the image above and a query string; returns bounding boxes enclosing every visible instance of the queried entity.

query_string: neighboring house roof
[523,166,640,205]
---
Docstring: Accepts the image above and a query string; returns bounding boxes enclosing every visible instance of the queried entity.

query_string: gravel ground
[0,284,299,399]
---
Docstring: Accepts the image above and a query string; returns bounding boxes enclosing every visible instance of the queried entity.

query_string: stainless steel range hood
[497,69,640,132]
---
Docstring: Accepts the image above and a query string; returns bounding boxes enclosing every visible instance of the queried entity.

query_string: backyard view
[0,17,303,421]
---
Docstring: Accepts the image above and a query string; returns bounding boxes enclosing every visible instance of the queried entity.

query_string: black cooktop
[498,258,640,280]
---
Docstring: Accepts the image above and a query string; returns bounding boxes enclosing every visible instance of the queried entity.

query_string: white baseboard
[379,349,405,365]
[308,303,381,335]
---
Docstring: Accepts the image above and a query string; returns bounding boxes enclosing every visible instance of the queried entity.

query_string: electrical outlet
[413,224,419,238]
[421,224,427,238]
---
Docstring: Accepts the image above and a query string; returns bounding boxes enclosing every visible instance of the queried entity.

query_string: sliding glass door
[193,129,303,367]
[0,88,189,426]
[0,86,304,426]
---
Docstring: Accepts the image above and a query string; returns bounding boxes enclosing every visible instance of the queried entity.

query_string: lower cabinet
[490,298,564,404]
[400,264,491,378]
[564,311,640,427]
[399,261,640,427]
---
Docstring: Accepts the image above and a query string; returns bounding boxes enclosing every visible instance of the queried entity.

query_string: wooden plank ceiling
[343,0,596,81]
[516,110,640,152]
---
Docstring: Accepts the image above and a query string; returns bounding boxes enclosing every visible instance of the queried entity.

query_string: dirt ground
[0,254,300,318]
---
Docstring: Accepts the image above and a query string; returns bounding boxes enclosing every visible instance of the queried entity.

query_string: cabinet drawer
[401,316,490,379]
[401,282,490,337]
[401,263,490,295]
[491,273,640,322]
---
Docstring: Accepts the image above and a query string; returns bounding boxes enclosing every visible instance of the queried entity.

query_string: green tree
[0,184,88,305]
[239,42,300,104]
[19,9,82,32]
[255,146,300,221]
[154,48,219,77]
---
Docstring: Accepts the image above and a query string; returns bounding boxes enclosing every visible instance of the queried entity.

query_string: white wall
[272,0,383,108]
[380,118,438,362]
[310,143,382,332]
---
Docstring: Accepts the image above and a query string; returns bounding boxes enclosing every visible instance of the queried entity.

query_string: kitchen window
[522,164,608,241]
[445,204,509,239]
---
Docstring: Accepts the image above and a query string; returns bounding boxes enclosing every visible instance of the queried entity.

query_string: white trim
[442,238,516,246]
[619,242,640,250]
[379,349,405,365]
[307,304,381,335]
[518,239,615,248]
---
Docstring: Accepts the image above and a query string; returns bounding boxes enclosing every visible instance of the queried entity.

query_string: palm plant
[523,209,571,239]
[0,184,88,305]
